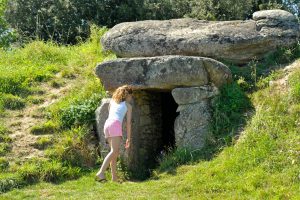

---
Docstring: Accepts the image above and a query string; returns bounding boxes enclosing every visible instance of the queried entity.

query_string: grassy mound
[1,61,300,198]
[0,25,116,193]
[0,22,300,198]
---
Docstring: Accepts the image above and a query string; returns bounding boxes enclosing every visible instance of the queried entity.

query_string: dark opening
[160,91,179,152]
[127,90,179,180]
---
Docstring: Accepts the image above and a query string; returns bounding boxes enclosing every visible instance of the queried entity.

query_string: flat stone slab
[101,10,299,64]
[95,55,232,91]
[172,85,219,105]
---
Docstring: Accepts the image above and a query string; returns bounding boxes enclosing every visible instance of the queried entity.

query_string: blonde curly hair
[112,85,133,103]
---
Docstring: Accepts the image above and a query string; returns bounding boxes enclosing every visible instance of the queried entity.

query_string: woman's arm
[125,103,132,148]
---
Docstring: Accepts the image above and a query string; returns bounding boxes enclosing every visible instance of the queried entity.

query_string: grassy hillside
[1,24,300,199]
[1,59,300,199]
[0,25,117,193]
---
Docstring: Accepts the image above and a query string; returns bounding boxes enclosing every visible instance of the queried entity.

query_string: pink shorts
[103,118,122,138]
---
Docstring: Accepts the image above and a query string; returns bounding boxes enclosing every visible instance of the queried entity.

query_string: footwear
[95,173,107,182]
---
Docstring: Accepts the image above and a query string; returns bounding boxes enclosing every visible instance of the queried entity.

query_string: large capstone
[95,55,232,91]
[101,9,299,64]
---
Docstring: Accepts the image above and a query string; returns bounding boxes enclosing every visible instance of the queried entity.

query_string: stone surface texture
[95,55,232,91]
[95,92,166,177]
[101,10,299,64]
[171,86,218,149]
[172,85,219,105]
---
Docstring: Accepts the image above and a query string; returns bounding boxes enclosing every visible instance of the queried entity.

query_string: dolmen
[94,10,299,178]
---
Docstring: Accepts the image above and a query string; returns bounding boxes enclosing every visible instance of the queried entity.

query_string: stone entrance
[96,89,179,178]
[95,55,232,179]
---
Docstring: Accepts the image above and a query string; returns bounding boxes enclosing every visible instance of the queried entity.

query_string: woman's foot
[95,172,106,182]
[112,175,120,183]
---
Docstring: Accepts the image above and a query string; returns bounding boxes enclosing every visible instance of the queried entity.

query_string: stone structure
[95,55,231,91]
[101,9,299,64]
[172,86,219,149]
[95,56,231,177]
[94,9,299,178]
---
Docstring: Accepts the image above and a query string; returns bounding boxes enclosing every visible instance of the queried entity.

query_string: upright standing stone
[171,85,219,149]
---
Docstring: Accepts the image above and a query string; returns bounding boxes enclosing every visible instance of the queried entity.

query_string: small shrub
[256,70,284,89]
[0,173,24,193]
[59,93,101,129]
[237,77,251,91]
[30,121,58,135]
[0,93,26,110]
[269,43,300,64]
[30,87,45,95]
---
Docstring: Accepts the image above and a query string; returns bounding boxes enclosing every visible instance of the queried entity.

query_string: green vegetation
[0,93,26,110]
[30,121,58,135]
[0,157,9,171]
[31,136,53,150]
[0,25,114,193]
[2,57,300,199]
[1,5,300,197]
[3,0,299,45]
[45,126,98,168]
[0,124,11,157]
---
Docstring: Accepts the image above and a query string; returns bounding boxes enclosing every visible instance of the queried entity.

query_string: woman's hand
[125,139,130,149]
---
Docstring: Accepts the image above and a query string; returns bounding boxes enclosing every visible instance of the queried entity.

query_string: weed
[26,95,45,105]
[31,136,53,150]
[30,121,58,135]
[0,93,26,110]
[46,126,97,168]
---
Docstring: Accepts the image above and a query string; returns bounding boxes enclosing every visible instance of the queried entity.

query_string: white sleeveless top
[107,99,128,123]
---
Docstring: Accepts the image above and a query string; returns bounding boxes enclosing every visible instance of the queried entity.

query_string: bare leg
[110,154,118,181]
[96,136,121,180]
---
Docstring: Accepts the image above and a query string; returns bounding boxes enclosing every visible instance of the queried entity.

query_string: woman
[96,85,133,182]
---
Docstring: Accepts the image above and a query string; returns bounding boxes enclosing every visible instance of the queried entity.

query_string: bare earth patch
[3,75,77,164]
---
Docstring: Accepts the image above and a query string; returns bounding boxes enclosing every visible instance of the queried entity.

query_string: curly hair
[112,85,133,103]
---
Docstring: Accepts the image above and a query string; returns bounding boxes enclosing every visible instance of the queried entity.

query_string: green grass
[3,59,300,198]
[30,121,58,135]
[0,25,115,193]
[0,93,26,110]
[0,124,11,157]
[0,24,113,108]
[1,23,300,198]
[31,136,53,150]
